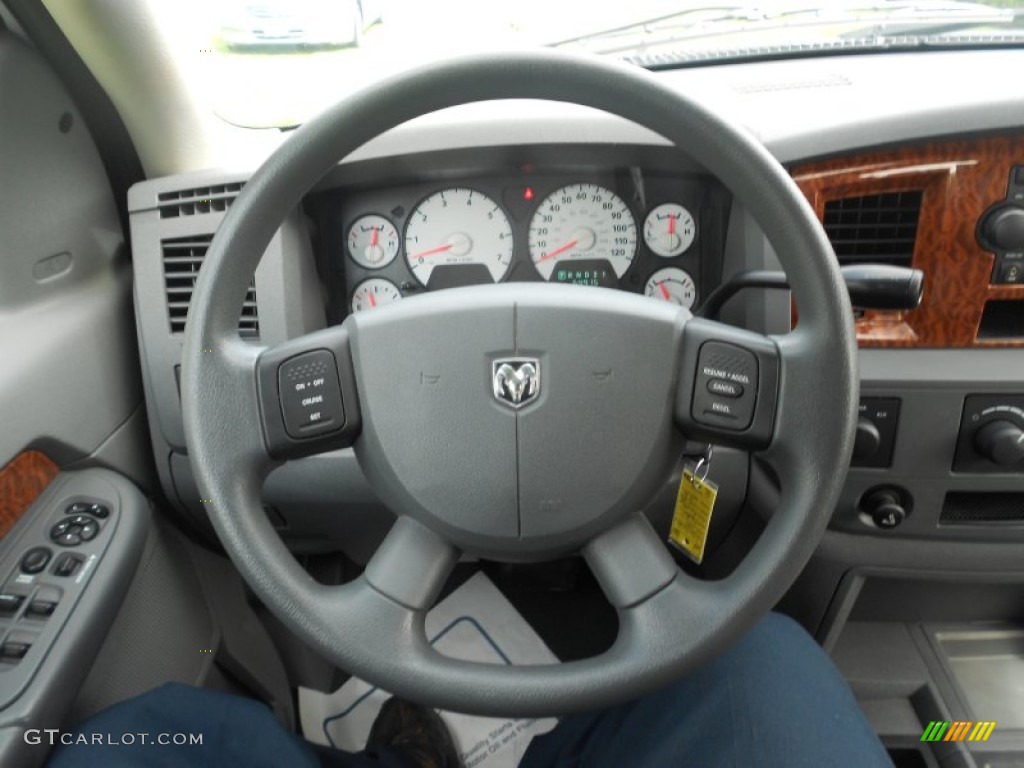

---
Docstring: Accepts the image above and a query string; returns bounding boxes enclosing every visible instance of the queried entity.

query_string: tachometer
[528,183,636,282]
[404,188,513,287]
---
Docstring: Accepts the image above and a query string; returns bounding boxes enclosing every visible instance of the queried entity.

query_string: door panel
[0,30,149,490]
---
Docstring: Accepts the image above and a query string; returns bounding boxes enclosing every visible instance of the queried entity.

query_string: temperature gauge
[348,215,399,269]
[643,203,695,257]
[351,278,402,313]
[645,267,697,309]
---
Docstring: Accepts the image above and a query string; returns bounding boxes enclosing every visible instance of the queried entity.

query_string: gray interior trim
[281,50,1024,170]
[0,31,143,482]
[0,469,150,768]
[0,31,121,307]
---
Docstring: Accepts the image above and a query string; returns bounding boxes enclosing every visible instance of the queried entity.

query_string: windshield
[157,0,1024,128]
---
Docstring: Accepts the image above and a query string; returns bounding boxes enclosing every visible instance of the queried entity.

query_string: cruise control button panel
[277,350,346,439]
[692,342,758,430]
[257,330,362,459]
[675,319,780,449]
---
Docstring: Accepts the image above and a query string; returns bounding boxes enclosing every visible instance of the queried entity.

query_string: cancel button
[707,378,744,398]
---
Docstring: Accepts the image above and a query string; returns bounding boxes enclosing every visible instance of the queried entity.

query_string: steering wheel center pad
[349,284,685,557]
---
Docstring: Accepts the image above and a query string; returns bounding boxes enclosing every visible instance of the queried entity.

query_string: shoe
[367,696,463,768]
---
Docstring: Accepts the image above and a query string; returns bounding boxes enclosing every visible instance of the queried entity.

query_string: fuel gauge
[348,215,399,269]
[645,267,697,309]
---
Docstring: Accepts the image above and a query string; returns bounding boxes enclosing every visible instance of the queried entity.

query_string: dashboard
[303,152,730,323]
[125,49,1024,569]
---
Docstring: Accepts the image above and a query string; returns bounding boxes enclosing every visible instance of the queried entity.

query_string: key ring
[691,444,713,487]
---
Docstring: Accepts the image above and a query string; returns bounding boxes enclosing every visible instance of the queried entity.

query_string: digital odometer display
[551,260,618,288]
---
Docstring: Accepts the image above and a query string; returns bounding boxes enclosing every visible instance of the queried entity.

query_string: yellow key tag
[669,465,718,564]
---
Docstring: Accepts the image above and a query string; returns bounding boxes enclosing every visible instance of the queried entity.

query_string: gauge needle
[668,216,676,236]
[369,292,377,308]
[411,243,453,260]
[538,239,579,263]
[370,227,379,247]
[659,281,671,301]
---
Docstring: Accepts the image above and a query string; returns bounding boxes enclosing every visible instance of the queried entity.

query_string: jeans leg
[44,682,412,768]
[520,613,894,768]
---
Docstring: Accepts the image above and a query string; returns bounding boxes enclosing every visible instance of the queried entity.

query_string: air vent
[162,234,259,337]
[823,190,923,267]
[942,492,1024,524]
[158,182,244,218]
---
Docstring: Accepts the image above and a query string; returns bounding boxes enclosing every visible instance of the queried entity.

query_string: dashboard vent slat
[161,234,259,337]
[158,182,244,219]
[942,492,1024,524]
[823,190,923,267]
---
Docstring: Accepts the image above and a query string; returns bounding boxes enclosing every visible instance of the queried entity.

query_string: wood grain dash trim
[792,135,1024,347]
[0,451,58,540]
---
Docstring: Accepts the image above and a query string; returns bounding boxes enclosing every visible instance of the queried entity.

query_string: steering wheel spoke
[674,317,781,452]
[364,516,459,611]
[255,326,362,461]
[583,513,679,609]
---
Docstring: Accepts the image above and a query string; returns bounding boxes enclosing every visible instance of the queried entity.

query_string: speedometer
[404,188,513,287]
[528,183,637,282]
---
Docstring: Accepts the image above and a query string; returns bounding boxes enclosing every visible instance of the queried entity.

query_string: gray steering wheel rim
[181,50,857,717]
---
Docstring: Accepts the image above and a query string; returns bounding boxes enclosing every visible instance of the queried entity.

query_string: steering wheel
[181,51,856,718]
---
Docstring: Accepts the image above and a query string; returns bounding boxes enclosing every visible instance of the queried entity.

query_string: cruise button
[707,378,744,398]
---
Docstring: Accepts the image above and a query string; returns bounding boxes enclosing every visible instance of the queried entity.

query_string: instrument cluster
[316,169,727,317]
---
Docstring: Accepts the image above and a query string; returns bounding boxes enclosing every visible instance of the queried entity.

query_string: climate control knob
[974,420,1024,466]
[980,204,1024,252]
[853,417,882,461]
